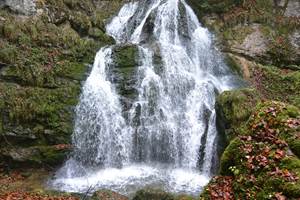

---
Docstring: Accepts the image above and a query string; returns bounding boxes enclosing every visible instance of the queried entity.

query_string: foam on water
[52,163,210,196]
[51,0,239,196]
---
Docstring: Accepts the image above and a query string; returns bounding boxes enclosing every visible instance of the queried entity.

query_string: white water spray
[52,0,238,196]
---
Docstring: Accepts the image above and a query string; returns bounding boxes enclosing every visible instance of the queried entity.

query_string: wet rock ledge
[0,0,125,168]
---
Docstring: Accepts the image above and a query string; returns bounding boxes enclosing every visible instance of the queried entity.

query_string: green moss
[55,61,88,81]
[289,140,300,158]
[254,65,300,107]
[113,45,139,68]
[281,157,300,168]
[91,11,107,31]
[174,195,196,200]
[207,101,300,199]
[219,138,243,175]
[133,188,175,200]
[3,145,71,167]
[0,82,80,145]
[0,43,17,64]
[186,0,243,18]
[69,12,92,35]
[267,35,297,66]
[0,0,125,169]
[90,1,125,28]
[88,27,114,43]
[216,88,260,138]
[63,0,94,14]
[36,146,70,166]
[110,45,139,100]
[224,54,243,75]
[3,23,23,42]
[281,182,300,198]
[280,157,300,197]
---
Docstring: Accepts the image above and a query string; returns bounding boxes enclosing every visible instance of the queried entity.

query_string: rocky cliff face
[0,0,126,168]
[0,0,36,15]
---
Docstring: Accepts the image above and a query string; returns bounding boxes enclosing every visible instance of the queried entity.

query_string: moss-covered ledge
[216,88,260,141]
[0,0,126,168]
[203,90,300,199]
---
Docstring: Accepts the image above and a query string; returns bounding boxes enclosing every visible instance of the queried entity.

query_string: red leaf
[275,193,286,200]
[274,149,285,160]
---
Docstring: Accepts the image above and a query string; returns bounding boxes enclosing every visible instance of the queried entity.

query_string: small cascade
[52,0,238,196]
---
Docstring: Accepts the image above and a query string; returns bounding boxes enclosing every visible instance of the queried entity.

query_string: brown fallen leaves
[0,170,25,186]
[286,118,300,129]
[0,192,79,200]
[269,167,299,182]
[216,102,299,199]
[0,168,79,200]
[208,176,234,200]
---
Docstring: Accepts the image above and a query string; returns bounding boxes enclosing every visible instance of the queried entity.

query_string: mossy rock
[2,22,23,42]
[63,0,94,14]
[0,145,71,167]
[88,27,105,39]
[0,82,79,146]
[225,58,300,108]
[133,189,175,200]
[69,12,92,36]
[186,0,243,19]
[279,157,300,197]
[219,137,243,175]
[110,45,139,110]
[91,189,128,200]
[216,88,260,138]
[0,0,125,170]
[211,101,300,199]
[113,45,139,69]
[88,27,115,43]
[289,139,300,158]
[254,65,300,107]
[132,188,196,200]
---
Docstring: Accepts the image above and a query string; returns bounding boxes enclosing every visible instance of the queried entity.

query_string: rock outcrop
[187,0,300,199]
[0,0,125,167]
[0,0,36,15]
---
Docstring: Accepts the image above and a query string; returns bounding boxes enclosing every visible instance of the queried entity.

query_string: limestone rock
[1,0,36,15]
[0,145,71,166]
[289,30,300,63]
[285,0,300,17]
[230,24,269,61]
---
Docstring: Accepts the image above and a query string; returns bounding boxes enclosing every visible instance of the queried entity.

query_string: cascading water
[51,0,239,196]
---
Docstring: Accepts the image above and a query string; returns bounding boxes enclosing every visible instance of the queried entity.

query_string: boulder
[0,145,72,167]
[91,190,128,200]
[132,189,175,200]
[285,0,300,17]
[228,24,269,61]
[0,0,126,168]
[216,88,260,139]
[1,0,36,15]
[110,44,139,113]
[207,101,300,199]
[132,188,196,200]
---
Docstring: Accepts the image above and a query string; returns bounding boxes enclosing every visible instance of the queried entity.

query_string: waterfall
[51,0,238,196]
